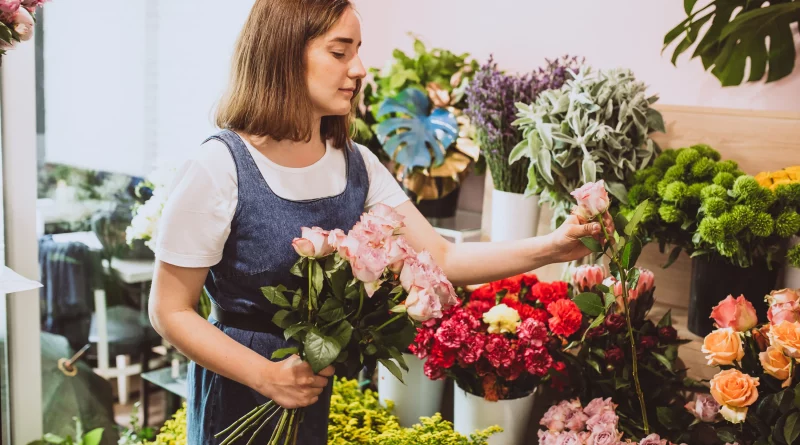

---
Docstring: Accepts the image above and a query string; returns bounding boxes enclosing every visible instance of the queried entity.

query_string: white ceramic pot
[490,189,541,242]
[377,353,446,427]
[453,385,537,445]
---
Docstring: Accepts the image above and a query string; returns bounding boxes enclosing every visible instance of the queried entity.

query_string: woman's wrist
[526,233,560,269]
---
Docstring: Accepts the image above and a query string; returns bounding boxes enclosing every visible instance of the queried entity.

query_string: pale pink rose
[337,230,366,261]
[570,180,610,220]
[538,431,559,445]
[355,219,393,247]
[572,264,605,292]
[405,285,442,321]
[12,6,33,41]
[768,301,800,325]
[710,295,758,331]
[587,425,621,445]
[292,226,333,258]
[767,288,800,306]
[684,393,721,423]
[583,397,617,417]
[327,228,347,250]
[636,268,655,294]
[351,246,388,288]
[21,0,46,8]
[367,203,405,228]
[385,236,414,274]
[0,0,20,16]
[554,431,583,445]
[540,401,571,432]
[586,410,619,432]
[400,257,429,291]
[638,434,667,445]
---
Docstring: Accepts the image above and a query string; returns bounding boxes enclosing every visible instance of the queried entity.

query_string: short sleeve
[356,143,410,210]
[154,140,238,268]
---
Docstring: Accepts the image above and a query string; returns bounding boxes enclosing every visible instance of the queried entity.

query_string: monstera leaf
[376,88,458,170]
[664,0,800,86]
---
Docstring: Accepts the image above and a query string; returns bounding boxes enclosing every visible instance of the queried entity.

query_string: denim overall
[186,130,369,444]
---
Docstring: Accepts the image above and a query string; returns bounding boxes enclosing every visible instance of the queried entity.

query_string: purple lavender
[465,55,582,193]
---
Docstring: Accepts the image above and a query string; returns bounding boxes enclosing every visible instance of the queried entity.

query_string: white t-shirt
[154,134,409,268]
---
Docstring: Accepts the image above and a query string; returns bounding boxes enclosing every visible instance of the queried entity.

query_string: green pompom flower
[750,212,774,237]
[713,172,736,189]
[691,144,720,161]
[702,184,727,200]
[776,211,800,238]
[659,204,685,224]
[663,181,688,203]
[702,198,728,217]
[676,149,700,167]
[653,153,677,171]
[634,167,662,183]
[732,176,760,199]
[714,160,738,174]
[663,165,685,182]
[698,217,724,243]
[716,239,740,258]
[688,182,709,200]
[746,187,776,213]
[731,205,755,228]
[719,211,748,235]
[691,158,716,180]
[644,176,660,197]
[775,183,800,204]
[788,244,800,268]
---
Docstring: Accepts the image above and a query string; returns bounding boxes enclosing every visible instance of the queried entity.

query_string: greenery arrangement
[664,0,800,86]
[355,37,481,202]
[623,145,800,269]
[512,65,665,226]
[27,418,104,445]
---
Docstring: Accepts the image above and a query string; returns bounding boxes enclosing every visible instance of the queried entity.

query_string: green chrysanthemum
[775,183,800,204]
[698,217,724,243]
[663,181,688,203]
[732,176,760,199]
[659,204,685,224]
[675,148,700,167]
[691,144,720,161]
[714,160,738,174]
[788,244,800,268]
[702,198,728,217]
[634,167,662,183]
[731,205,755,228]
[654,150,678,171]
[644,176,660,197]
[628,184,646,205]
[776,211,800,238]
[701,184,727,200]
[750,212,774,237]
[746,187,776,213]
[719,211,748,235]
[663,165,686,183]
[713,172,736,189]
[691,158,716,180]
[716,239,740,258]
[688,182,709,200]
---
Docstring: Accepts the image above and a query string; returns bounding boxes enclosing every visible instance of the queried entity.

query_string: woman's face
[305,7,366,118]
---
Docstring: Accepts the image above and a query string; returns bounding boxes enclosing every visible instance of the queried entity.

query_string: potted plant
[756,166,800,289]
[410,273,581,445]
[511,65,665,228]
[356,37,480,218]
[464,55,582,241]
[623,145,800,335]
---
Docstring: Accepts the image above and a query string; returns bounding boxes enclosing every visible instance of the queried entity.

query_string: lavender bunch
[465,55,582,193]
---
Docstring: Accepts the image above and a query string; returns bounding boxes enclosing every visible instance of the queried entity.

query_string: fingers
[317,365,336,377]
[309,375,329,389]
[575,222,600,238]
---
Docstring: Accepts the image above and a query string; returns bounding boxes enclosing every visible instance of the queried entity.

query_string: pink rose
[710,295,758,332]
[587,425,621,445]
[0,0,20,16]
[554,431,583,445]
[583,397,617,418]
[768,301,800,325]
[292,226,333,258]
[684,393,721,423]
[405,286,442,321]
[354,219,393,247]
[570,180,610,221]
[767,288,800,306]
[367,203,405,229]
[327,228,347,250]
[639,434,667,445]
[572,264,605,292]
[12,6,33,41]
[21,0,45,8]
[636,267,655,295]
[384,236,414,274]
[538,431,559,445]
[351,246,388,288]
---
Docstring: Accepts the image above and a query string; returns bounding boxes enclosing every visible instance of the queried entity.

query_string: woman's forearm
[439,234,558,287]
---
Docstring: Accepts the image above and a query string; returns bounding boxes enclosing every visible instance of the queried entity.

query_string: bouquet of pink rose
[537,397,688,445]
[0,0,46,58]
[697,289,800,445]
[216,204,459,445]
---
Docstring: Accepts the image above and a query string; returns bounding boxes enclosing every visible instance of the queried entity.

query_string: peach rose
[710,295,758,332]
[710,369,759,424]
[759,346,791,387]
[767,288,800,306]
[292,226,333,258]
[701,328,744,366]
[768,321,800,358]
[405,285,442,322]
[768,301,800,325]
[570,180,610,220]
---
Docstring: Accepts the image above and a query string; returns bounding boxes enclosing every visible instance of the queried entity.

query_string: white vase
[453,386,537,445]
[490,189,541,242]
[784,236,800,289]
[377,353,445,427]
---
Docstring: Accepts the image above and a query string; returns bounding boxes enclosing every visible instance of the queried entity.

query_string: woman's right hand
[254,355,335,409]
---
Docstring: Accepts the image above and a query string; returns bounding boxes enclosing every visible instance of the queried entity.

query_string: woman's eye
[332,52,345,59]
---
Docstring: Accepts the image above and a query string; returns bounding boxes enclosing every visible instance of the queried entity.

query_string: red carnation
[547,299,582,337]
[530,281,569,306]
[521,273,539,288]
[517,318,548,347]
[434,317,470,350]
[469,284,496,302]
[466,300,494,319]
[523,347,553,376]
[658,326,678,343]
[550,361,569,391]
[424,359,446,380]
[458,333,486,365]
[409,327,434,359]
[428,343,457,370]
[485,334,513,369]
[492,277,522,295]
[604,313,626,333]
[498,359,524,381]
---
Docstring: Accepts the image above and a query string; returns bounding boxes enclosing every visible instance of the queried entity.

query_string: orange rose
[759,346,792,387]
[769,321,800,358]
[710,369,759,424]
[701,328,744,366]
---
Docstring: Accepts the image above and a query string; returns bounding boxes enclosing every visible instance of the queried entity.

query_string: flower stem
[308,260,314,319]
[376,313,404,332]
[356,285,365,319]
[597,214,649,435]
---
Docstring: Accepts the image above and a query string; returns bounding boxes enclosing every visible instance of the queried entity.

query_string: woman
[148,0,609,443]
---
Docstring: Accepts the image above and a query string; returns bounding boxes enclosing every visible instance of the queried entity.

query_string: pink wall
[352,0,800,113]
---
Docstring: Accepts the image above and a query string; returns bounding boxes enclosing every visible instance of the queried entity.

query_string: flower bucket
[490,190,540,241]
[377,353,446,427]
[453,384,536,445]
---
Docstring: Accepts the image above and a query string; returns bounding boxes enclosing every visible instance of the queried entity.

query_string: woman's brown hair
[216,0,358,149]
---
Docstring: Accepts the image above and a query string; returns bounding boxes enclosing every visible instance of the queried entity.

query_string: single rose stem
[376,313,404,332]
[356,285,365,319]
[307,260,313,319]
[597,213,649,435]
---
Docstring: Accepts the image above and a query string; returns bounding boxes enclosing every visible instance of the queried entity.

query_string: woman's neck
[241,120,326,169]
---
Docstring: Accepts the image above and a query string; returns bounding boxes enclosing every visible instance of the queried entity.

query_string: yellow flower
[482,303,521,334]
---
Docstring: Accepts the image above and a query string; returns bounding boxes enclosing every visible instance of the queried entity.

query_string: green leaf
[794,383,800,409]
[509,139,529,164]
[328,321,353,349]
[44,434,66,444]
[581,314,606,344]
[662,246,682,269]
[318,298,345,322]
[613,213,628,238]
[311,261,324,299]
[271,347,299,360]
[537,148,554,185]
[582,157,597,183]
[605,181,629,205]
[625,200,649,236]
[626,267,641,291]
[604,293,616,308]
[651,352,673,371]
[262,287,291,308]
[284,324,310,341]
[580,237,604,253]
[389,304,407,313]
[292,291,302,310]
[585,358,601,374]
[272,310,298,329]
[716,429,737,444]
[684,0,698,15]
[304,329,342,373]
[387,347,410,372]
[290,257,307,278]
[786,412,800,444]
[573,292,604,316]
[621,237,642,269]
[413,39,426,55]
[657,406,677,430]
[657,310,673,328]
[379,358,405,383]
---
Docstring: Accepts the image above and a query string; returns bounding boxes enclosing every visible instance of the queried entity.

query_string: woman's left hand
[546,212,615,263]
